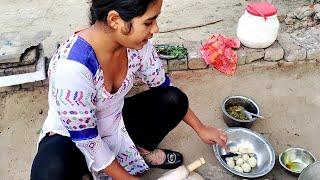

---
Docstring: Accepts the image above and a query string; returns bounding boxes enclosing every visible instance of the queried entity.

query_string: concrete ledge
[0,47,46,87]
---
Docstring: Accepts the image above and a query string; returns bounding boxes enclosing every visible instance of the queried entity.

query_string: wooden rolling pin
[157,158,205,180]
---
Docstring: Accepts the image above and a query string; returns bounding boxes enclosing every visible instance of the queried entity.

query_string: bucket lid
[246,2,277,18]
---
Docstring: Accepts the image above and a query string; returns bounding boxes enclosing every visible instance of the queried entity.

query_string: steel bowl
[213,128,275,178]
[279,148,316,176]
[221,95,261,128]
[298,161,320,180]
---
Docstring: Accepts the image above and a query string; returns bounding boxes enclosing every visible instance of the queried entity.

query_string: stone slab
[168,58,188,71]
[245,48,265,63]
[0,31,50,64]
[264,41,284,61]
[277,33,307,61]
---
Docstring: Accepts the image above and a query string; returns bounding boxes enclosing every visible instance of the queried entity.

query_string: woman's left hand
[197,125,228,149]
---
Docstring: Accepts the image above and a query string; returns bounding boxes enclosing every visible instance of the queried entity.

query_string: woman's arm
[183,108,228,149]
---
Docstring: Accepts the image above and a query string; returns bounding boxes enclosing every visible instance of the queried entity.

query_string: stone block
[161,59,168,73]
[4,63,37,76]
[188,58,207,70]
[264,41,284,61]
[168,58,188,71]
[277,33,306,62]
[307,48,320,60]
[0,85,20,93]
[183,41,207,69]
[236,47,246,65]
[245,48,265,63]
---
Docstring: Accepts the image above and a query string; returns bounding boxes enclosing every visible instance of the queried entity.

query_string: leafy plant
[154,45,188,60]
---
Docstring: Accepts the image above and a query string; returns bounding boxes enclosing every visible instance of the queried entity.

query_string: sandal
[141,148,183,169]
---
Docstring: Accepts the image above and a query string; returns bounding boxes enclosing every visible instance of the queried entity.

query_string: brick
[4,63,36,75]
[307,48,320,60]
[188,58,207,69]
[264,41,284,61]
[278,33,307,62]
[236,47,246,65]
[161,59,168,73]
[168,58,188,71]
[0,85,21,93]
[245,48,265,63]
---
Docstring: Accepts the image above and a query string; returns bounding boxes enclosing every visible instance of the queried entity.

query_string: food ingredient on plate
[226,146,257,173]
[227,105,249,120]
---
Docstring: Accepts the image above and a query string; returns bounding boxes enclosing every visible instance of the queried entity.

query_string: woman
[31,0,227,179]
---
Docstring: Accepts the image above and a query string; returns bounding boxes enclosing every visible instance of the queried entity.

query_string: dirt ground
[1,63,319,180]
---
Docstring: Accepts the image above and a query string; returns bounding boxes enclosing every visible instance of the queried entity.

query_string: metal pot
[221,95,260,128]
[298,161,320,180]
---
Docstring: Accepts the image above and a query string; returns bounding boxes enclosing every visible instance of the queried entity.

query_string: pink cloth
[200,34,240,75]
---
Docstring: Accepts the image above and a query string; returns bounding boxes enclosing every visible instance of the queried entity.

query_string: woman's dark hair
[90,0,157,32]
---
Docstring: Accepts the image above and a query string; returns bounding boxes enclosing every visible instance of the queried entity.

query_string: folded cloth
[200,34,240,75]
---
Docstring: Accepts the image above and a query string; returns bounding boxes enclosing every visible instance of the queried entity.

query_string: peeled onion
[241,163,251,172]
[248,157,257,168]
[234,166,243,173]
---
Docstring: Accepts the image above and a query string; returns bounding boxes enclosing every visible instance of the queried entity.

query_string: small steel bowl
[221,95,260,128]
[213,128,275,178]
[298,161,320,180]
[279,148,316,176]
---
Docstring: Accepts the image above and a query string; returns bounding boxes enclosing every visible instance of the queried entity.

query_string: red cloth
[246,2,278,18]
[200,34,240,75]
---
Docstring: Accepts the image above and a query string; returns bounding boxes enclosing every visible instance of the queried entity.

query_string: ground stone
[168,58,188,71]
[293,6,315,20]
[245,48,265,63]
[236,46,246,65]
[277,33,307,61]
[264,41,284,61]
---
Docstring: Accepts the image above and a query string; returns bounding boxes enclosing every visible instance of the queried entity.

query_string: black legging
[31,86,189,180]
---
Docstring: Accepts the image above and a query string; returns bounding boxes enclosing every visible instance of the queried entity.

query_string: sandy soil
[1,63,319,179]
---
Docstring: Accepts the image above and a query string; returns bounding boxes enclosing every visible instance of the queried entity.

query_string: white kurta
[39,34,167,179]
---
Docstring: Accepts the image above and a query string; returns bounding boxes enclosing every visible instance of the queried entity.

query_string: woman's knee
[161,86,189,116]
[31,152,69,180]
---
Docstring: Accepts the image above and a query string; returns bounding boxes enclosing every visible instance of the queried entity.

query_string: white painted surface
[0,56,46,87]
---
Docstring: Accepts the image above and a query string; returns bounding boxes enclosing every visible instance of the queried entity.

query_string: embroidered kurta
[39,34,170,179]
